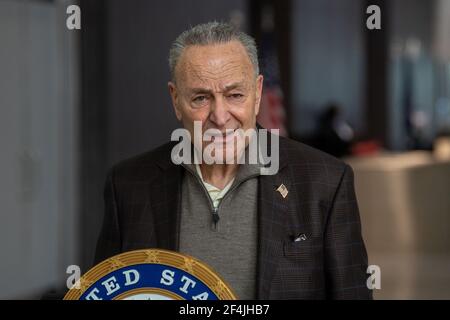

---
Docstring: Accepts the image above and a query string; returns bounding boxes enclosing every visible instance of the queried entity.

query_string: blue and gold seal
[64,249,236,300]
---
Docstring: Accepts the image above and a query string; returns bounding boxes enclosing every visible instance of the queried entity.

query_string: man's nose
[209,96,230,127]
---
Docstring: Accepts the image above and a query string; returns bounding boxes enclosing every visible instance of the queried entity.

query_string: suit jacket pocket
[282,239,315,265]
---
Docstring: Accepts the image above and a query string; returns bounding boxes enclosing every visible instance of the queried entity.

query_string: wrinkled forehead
[176,42,255,90]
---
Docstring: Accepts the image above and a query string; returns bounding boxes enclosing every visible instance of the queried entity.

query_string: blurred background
[1,0,450,299]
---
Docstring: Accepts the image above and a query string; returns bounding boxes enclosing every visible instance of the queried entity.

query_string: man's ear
[168,81,182,121]
[254,75,264,116]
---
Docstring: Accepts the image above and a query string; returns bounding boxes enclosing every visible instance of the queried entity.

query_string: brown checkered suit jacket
[95,132,372,299]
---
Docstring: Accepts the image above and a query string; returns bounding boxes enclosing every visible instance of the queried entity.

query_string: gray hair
[169,21,259,81]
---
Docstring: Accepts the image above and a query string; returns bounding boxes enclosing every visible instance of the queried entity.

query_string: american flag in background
[256,4,288,137]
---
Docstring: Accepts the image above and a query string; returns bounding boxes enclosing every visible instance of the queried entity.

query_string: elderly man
[95,22,372,300]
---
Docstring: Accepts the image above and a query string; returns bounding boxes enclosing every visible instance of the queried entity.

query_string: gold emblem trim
[63,249,237,300]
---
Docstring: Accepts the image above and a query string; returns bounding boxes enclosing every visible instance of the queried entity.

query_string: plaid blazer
[95,133,372,300]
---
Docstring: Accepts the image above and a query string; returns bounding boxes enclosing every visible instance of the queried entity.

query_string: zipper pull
[212,208,220,229]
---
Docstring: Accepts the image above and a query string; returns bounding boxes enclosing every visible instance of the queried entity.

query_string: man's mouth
[204,129,238,143]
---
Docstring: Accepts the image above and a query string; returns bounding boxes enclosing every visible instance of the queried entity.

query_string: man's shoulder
[109,141,178,181]
[279,135,348,177]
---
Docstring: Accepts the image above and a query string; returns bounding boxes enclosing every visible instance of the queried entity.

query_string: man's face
[168,40,263,163]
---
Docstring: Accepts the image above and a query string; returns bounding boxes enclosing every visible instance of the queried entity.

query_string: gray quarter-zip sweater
[179,162,261,299]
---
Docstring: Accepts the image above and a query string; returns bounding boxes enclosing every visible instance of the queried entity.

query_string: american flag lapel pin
[276,183,288,199]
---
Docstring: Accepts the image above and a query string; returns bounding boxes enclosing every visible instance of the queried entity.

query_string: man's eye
[193,96,207,103]
[229,93,244,99]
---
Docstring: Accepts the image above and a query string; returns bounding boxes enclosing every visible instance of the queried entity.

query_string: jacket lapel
[150,145,183,251]
[256,137,290,299]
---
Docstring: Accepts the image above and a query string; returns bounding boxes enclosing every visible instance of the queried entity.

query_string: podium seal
[64,249,236,300]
